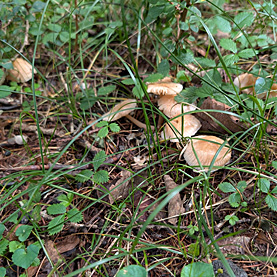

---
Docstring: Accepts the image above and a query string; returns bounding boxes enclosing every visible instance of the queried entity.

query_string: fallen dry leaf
[109,170,132,204]
[56,235,80,254]
[216,236,250,255]
[164,175,185,224]
[196,97,246,133]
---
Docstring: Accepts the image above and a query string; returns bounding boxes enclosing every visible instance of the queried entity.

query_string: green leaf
[97,126,109,138]
[93,170,109,184]
[175,87,199,104]
[225,214,239,226]
[157,59,170,76]
[57,193,73,207]
[238,49,255,59]
[31,1,46,12]
[109,123,120,133]
[255,77,271,95]
[47,23,61,33]
[228,193,241,208]
[9,241,24,253]
[0,268,6,277]
[122,78,136,85]
[117,265,147,277]
[75,169,94,183]
[215,15,231,33]
[271,186,277,194]
[132,85,145,98]
[59,31,70,43]
[0,85,13,98]
[181,262,214,277]
[194,57,216,68]
[258,178,270,193]
[98,85,116,96]
[144,73,164,83]
[42,33,59,45]
[177,70,191,82]
[0,224,4,240]
[265,194,277,211]
[12,244,39,269]
[0,69,4,82]
[47,204,67,215]
[47,215,65,235]
[237,181,247,192]
[67,208,83,223]
[15,225,33,242]
[218,182,236,193]
[220,38,237,53]
[96,121,109,127]
[93,150,106,171]
[234,11,254,28]
[0,239,9,255]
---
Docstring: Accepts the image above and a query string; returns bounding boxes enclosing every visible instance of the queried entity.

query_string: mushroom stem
[125,115,155,132]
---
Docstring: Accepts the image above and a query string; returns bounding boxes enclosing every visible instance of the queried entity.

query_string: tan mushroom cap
[158,95,196,118]
[7,58,37,83]
[233,73,257,94]
[161,115,201,142]
[102,99,137,121]
[147,81,183,95]
[183,135,231,171]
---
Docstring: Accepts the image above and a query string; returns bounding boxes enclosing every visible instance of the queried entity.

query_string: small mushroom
[233,73,257,94]
[7,58,37,83]
[161,115,201,142]
[183,135,231,172]
[102,99,137,122]
[146,80,183,95]
[158,95,196,118]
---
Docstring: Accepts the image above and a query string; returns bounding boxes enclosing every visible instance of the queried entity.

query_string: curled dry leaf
[158,95,196,118]
[109,170,132,204]
[183,135,231,172]
[164,174,185,224]
[161,115,201,142]
[102,99,137,122]
[6,58,37,83]
[233,73,257,94]
[196,97,245,134]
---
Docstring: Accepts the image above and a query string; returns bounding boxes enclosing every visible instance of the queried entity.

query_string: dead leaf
[164,175,185,224]
[45,240,60,264]
[234,73,257,94]
[109,170,132,204]
[216,236,250,255]
[56,235,80,254]
[196,97,246,133]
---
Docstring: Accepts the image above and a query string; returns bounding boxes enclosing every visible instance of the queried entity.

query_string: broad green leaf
[157,59,170,76]
[148,5,164,20]
[174,50,194,65]
[42,33,59,45]
[75,169,94,183]
[122,78,135,85]
[97,126,109,138]
[29,27,44,36]
[15,225,33,242]
[12,244,39,269]
[144,73,164,83]
[265,194,277,211]
[0,224,4,240]
[93,150,106,171]
[47,204,67,215]
[181,262,214,277]
[218,182,236,193]
[237,181,247,192]
[175,87,199,104]
[31,1,46,12]
[160,40,176,57]
[9,241,24,253]
[0,268,6,277]
[194,57,216,68]
[47,214,65,235]
[225,215,239,226]
[96,121,109,127]
[271,186,277,194]
[255,77,271,95]
[228,193,241,208]
[0,69,4,82]
[59,31,70,42]
[93,170,109,184]
[258,178,270,193]
[215,15,231,33]
[0,85,13,98]
[67,208,83,223]
[57,193,72,206]
[132,85,145,98]
[0,239,9,255]
[98,85,116,96]
[238,49,255,59]
[109,123,120,133]
[177,70,191,82]
[47,23,61,33]
[117,265,147,277]
[234,11,254,28]
[220,38,237,53]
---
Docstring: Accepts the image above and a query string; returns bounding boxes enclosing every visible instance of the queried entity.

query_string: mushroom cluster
[101,77,231,172]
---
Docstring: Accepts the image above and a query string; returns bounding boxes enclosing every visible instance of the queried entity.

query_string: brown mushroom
[161,115,201,142]
[102,99,137,122]
[146,80,183,95]
[6,58,37,83]
[183,135,231,171]
[233,73,257,94]
[158,95,196,118]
